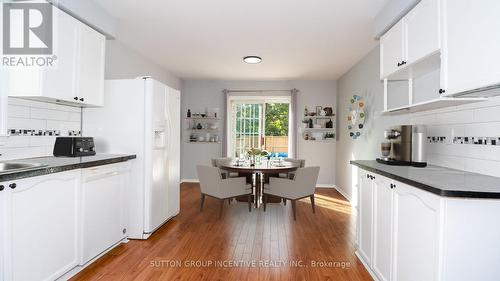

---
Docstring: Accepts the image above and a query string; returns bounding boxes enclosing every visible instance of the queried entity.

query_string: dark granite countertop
[350,160,500,199]
[0,154,136,182]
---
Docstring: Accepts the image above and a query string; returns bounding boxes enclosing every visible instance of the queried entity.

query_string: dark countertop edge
[0,155,136,182]
[350,160,500,199]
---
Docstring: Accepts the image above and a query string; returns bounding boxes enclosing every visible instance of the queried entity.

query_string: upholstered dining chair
[211,157,238,178]
[263,166,320,220]
[197,165,252,218]
[280,158,306,179]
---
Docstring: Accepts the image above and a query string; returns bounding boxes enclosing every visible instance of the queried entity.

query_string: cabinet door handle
[397,62,401,67]
[367,174,370,179]
[74,97,79,101]
[401,61,406,65]
[80,98,84,102]
[0,185,4,191]
[9,183,16,189]
[439,89,446,94]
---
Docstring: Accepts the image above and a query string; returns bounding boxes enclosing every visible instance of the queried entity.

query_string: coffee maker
[376,125,427,167]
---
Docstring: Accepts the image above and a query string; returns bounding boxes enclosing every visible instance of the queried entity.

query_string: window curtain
[290,88,298,158]
[223,89,229,156]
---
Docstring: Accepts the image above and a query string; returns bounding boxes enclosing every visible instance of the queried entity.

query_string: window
[228,96,291,158]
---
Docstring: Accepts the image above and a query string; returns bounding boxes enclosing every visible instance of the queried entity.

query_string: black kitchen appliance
[53,137,96,157]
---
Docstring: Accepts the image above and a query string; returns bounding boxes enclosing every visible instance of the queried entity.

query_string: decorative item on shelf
[308,118,313,129]
[326,119,333,128]
[347,94,365,140]
[196,123,203,130]
[312,132,324,140]
[323,107,334,116]
[187,109,191,118]
[304,132,311,140]
[304,106,308,117]
[189,134,197,142]
[302,119,309,128]
[315,106,323,115]
[325,132,335,139]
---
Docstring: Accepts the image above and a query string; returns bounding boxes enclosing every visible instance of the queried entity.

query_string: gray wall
[181,80,337,186]
[105,40,181,90]
[336,47,410,200]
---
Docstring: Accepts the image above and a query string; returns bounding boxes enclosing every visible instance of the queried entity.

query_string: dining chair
[280,158,306,179]
[197,165,253,218]
[211,157,238,178]
[263,166,320,220]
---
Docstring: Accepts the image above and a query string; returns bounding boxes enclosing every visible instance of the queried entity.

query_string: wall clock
[347,95,365,139]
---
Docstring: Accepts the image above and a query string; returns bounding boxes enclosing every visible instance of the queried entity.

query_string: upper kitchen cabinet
[3,5,105,107]
[380,21,405,79]
[380,0,441,80]
[76,23,106,106]
[441,0,500,97]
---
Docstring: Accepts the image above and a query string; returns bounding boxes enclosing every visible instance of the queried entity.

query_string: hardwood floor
[71,183,373,281]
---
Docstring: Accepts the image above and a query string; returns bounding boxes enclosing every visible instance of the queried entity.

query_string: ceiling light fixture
[243,56,262,64]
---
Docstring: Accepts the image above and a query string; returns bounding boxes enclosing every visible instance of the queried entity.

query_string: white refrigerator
[83,77,180,239]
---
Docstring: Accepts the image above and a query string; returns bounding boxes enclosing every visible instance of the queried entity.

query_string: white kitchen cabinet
[441,0,500,96]
[3,5,105,107]
[405,0,441,65]
[380,20,406,79]
[2,170,81,281]
[76,22,106,107]
[358,170,374,265]
[80,162,130,264]
[393,181,441,281]
[0,182,6,281]
[355,166,500,281]
[380,0,441,81]
[372,177,393,281]
[4,7,79,102]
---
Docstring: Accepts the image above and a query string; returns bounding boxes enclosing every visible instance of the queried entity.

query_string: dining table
[219,160,300,208]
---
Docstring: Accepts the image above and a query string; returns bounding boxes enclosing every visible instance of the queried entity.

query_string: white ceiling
[95,0,389,80]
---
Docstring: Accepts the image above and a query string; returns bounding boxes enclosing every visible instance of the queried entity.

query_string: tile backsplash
[0,98,81,160]
[411,95,500,177]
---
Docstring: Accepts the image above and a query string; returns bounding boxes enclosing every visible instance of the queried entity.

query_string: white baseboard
[333,186,352,202]
[355,251,381,281]
[181,178,199,183]
[316,184,336,188]
[317,184,351,202]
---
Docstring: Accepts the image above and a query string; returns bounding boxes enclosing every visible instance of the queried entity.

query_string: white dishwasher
[80,162,131,265]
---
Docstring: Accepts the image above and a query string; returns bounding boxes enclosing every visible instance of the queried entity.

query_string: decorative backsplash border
[428,136,500,146]
[9,129,81,137]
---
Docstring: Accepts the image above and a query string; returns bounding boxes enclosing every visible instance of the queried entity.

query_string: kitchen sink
[0,162,48,174]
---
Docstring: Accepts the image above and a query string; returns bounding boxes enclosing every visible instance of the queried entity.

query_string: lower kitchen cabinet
[0,162,133,281]
[80,162,131,264]
[355,167,500,281]
[372,176,393,281]
[358,169,374,264]
[2,170,81,281]
[393,182,441,281]
[0,182,6,281]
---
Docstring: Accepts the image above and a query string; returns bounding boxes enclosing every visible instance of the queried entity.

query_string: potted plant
[247,148,269,166]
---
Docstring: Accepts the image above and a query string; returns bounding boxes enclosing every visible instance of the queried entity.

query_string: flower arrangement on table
[247,148,269,166]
